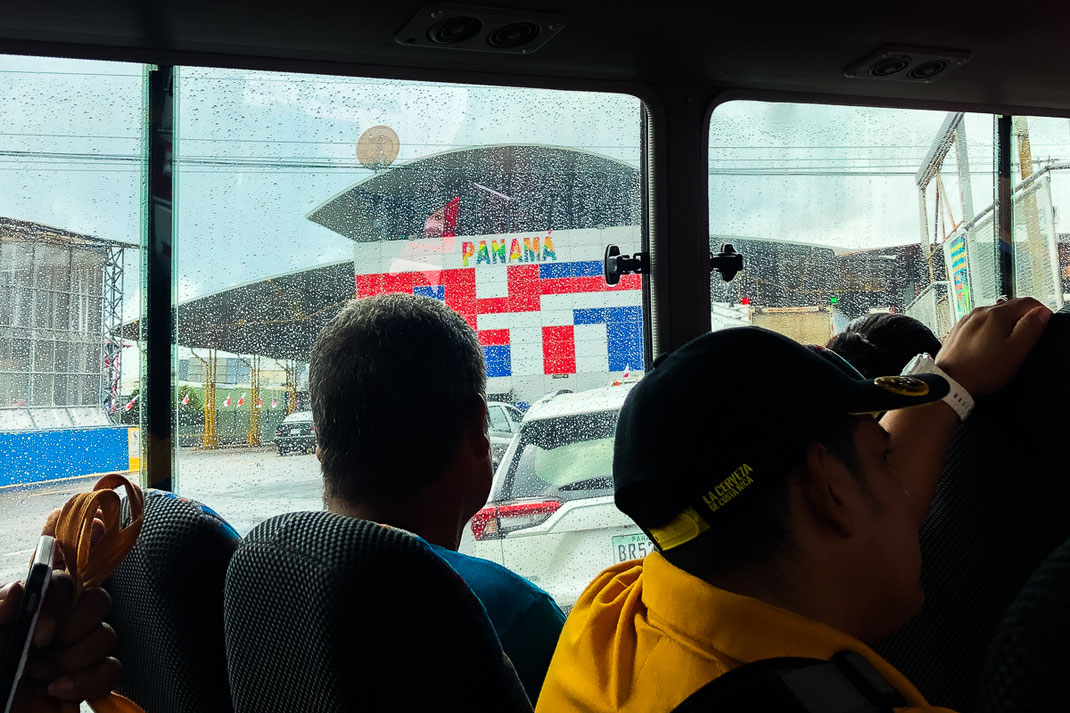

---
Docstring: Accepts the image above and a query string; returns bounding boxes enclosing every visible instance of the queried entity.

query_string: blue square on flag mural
[609,330,644,372]
[414,285,446,301]
[573,306,644,371]
[483,345,511,378]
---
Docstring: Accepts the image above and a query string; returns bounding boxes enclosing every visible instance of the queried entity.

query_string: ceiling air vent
[396,4,567,55]
[845,46,970,84]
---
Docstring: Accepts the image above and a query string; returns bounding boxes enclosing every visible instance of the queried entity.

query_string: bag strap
[14,474,147,713]
[56,474,145,597]
[671,651,909,713]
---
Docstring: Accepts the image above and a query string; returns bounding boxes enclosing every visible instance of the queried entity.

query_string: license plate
[611,533,654,563]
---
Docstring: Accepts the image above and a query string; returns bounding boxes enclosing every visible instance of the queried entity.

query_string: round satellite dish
[356,125,400,169]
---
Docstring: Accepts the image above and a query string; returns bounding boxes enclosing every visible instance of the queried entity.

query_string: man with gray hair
[309,293,565,705]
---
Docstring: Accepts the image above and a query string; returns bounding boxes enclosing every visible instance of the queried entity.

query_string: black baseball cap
[613,326,949,553]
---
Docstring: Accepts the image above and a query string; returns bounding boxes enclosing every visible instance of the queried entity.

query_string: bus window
[169,67,648,610]
[0,54,146,585]
[1006,116,1070,310]
[708,102,1000,343]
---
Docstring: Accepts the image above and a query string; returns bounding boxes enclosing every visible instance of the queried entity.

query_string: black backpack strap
[671,651,909,713]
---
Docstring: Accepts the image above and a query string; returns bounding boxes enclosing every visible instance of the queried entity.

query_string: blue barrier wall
[0,426,131,488]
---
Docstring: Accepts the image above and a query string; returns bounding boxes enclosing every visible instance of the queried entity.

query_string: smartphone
[0,536,55,713]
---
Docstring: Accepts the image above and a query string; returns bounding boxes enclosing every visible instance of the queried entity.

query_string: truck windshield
[505,410,618,500]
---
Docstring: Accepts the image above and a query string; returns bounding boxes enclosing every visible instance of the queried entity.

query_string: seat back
[979,535,1070,713]
[104,489,241,713]
[223,511,533,713]
[669,653,907,713]
[873,313,1070,711]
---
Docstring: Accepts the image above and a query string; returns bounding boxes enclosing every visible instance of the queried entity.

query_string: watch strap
[902,354,974,421]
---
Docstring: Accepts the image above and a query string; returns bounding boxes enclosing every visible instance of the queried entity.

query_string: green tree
[177,385,204,427]
[116,388,139,425]
[177,385,203,411]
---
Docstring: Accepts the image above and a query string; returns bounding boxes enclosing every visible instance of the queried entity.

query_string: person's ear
[468,394,491,458]
[798,442,861,538]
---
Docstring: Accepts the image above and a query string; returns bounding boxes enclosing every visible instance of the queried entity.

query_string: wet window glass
[472,385,646,595]
[489,405,511,433]
[504,405,523,430]
[170,68,647,609]
[505,409,618,501]
[1007,116,1070,310]
[709,102,998,343]
[0,55,145,585]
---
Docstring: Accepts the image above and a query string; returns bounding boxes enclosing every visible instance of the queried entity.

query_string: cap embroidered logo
[873,376,930,397]
[700,463,755,514]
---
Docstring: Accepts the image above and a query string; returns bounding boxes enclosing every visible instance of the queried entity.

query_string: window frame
[134,63,661,492]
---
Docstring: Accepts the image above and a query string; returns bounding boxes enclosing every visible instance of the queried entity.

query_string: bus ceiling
[0,4,1070,115]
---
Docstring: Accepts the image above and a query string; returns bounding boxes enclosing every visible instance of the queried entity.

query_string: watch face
[903,354,923,373]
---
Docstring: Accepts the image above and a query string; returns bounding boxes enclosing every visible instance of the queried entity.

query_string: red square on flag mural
[542,325,576,375]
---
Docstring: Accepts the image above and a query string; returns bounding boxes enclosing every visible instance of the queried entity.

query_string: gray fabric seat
[223,510,533,713]
[978,534,1070,713]
[104,489,241,713]
[873,313,1070,711]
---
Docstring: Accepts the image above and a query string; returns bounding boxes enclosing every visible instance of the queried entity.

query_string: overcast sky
[3,53,1070,381]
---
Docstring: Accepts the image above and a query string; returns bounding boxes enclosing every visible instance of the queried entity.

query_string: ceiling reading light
[396,4,567,55]
[845,46,970,84]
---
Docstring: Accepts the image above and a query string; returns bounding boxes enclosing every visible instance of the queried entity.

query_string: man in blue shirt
[308,292,565,705]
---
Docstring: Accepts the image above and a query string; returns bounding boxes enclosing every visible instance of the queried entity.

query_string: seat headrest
[105,489,241,713]
[224,510,532,713]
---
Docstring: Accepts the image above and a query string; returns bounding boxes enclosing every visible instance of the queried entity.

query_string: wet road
[0,446,324,585]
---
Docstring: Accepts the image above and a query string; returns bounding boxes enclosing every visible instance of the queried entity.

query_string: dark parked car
[275,411,317,455]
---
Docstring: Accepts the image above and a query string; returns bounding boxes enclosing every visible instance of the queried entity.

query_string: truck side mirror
[603,245,649,286]
[711,243,744,282]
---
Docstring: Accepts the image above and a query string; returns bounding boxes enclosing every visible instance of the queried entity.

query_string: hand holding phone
[0,536,55,713]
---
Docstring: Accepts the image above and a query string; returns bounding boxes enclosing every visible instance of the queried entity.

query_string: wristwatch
[901,353,974,421]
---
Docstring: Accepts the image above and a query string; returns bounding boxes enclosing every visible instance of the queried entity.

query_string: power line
[0,165,1007,178]
[0,131,645,152]
[0,147,1049,176]
[0,130,1000,153]
[0,147,1001,174]
[0,148,999,169]
[0,142,946,164]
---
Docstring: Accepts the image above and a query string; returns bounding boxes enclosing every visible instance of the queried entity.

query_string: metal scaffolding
[0,218,135,414]
[102,244,125,417]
